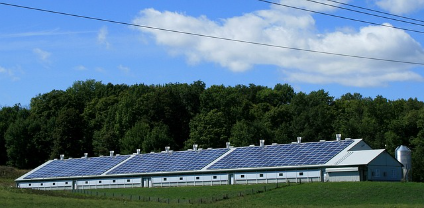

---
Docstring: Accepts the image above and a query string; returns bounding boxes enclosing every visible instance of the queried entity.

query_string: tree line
[1,80,423,181]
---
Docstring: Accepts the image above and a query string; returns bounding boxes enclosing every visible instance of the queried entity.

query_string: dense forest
[1,80,423,181]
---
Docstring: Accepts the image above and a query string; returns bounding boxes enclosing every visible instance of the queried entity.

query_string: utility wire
[258,0,424,34]
[324,0,424,24]
[1,2,424,66]
[302,0,424,27]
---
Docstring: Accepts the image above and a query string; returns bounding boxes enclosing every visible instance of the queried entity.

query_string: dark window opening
[279,173,283,176]
[299,172,304,176]
[163,178,167,181]
[127,179,131,182]
[29,184,31,186]
[241,175,245,178]
[41,183,43,186]
[52,183,55,185]
[180,177,183,180]
[99,181,102,184]
[213,176,217,179]
[65,182,68,185]
[113,180,116,183]
[85,181,88,184]
[196,177,200,180]
[259,174,264,177]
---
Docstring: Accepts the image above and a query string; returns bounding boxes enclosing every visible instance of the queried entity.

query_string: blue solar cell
[24,155,130,179]
[107,148,230,175]
[208,140,354,170]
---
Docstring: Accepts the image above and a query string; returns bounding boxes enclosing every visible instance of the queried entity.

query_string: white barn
[15,136,403,190]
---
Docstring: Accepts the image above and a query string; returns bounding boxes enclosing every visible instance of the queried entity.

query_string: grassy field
[2,166,424,208]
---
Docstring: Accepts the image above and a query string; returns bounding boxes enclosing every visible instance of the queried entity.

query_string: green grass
[2,166,424,208]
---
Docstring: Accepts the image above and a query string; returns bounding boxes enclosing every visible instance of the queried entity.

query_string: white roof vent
[249,144,255,147]
[110,151,114,157]
[319,140,326,142]
[260,140,265,147]
[193,144,198,151]
[226,142,231,149]
[272,143,277,145]
[297,137,302,144]
[336,134,342,141]
[60,154,64,160]
[84,153,88,159]
[136,149,141,154]
[165,146,170,153]
[345,138,352,141]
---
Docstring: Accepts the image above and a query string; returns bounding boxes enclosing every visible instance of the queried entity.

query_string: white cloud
[97,26,110,49]
[118,65,130,74]
[33,48,51,63]
[132,4,424,87]
[74,65,87,71]
[375,0,424,15]
[0,66,21,81]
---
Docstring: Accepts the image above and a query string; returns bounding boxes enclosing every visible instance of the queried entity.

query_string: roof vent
[60,154,64,160]
[319,140,326,142]
[249,145,255,147]
[110,151,114,157]
[336,134,342,141]
[226,142,231,149]
[345,138,352,141]
[297,137,302,144]
[136,149,141,154]
[260,140,265,147]
[165,146,170,153]
[207,148,212,150]
[193,144,198,151]
[84,153,88,159]
[272,143,277,145]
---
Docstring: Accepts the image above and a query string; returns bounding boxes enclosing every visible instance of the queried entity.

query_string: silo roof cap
[396,145,411,152]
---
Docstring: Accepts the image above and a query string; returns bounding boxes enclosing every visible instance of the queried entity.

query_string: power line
[0,2,424,66]
[258,0,424,34]
[302,0,424,27]
[323,0,424,24]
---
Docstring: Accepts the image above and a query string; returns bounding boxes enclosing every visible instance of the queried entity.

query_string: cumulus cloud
[132,1,424,87]
[375,0,424,15]
[97,26,110,49]
[33,48,51,63]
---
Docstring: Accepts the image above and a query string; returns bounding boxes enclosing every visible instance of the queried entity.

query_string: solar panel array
[208,140,354,170]
[107,148,229,175]
[23,140,354,179]
[24,155,130,179]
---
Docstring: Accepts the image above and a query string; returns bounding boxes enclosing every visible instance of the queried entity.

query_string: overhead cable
[0,2,424,66]
[258,0,424,34]
[302,0,424,27]
[323,0,424,24]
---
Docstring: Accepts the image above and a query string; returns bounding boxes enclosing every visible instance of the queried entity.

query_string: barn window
[41,183,43,186]
[299,172,304,176]
[65,182,68,185]
[241,175,245,178]
[85,181,88,184]
[196,177,200,180]
[99,181,102,184]
[375,169,381,177]
[213,176,217,179]
[163,178,167,181]
[53,183,56,185]
[29,184,31,186]
[127,179,131,182]
[180,177,183,180]
[279,173,283,177]
[113,180,116,183]
[259,174,264,177]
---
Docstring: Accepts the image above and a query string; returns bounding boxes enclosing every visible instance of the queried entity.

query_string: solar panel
[24,155,130,179]
[208,140,353,170]
[107,148,229,175]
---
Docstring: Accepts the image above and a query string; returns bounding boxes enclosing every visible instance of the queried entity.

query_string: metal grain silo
[395,145,412,181]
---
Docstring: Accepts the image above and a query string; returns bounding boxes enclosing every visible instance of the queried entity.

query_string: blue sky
[1,0,424,107]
